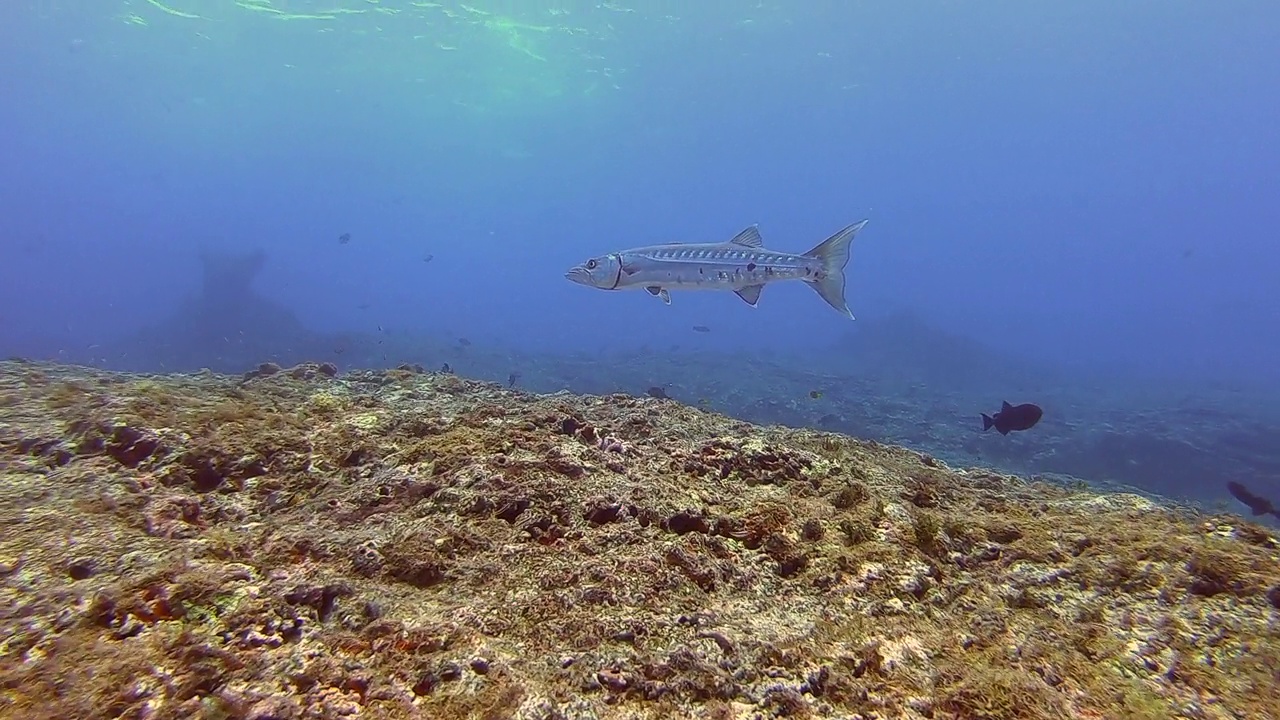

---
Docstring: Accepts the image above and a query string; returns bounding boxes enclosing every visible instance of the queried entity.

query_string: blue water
[2,2,1278,509]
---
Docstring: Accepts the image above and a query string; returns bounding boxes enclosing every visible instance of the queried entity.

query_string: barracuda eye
[586,259,598,270]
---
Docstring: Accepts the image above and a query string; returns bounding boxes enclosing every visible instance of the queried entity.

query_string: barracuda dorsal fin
[734,284,764,306]
[727,226,763,248]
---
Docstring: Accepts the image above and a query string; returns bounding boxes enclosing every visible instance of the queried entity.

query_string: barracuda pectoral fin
[645,286,671,304]
[727,225,763,248]
[734,284,764,306]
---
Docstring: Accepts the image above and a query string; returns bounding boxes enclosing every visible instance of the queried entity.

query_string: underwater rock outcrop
[827,309,1057,390]
[0,359,1277,719]
[104,249,334,374]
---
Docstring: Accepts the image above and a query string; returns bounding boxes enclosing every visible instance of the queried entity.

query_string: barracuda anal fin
[645,286,671,304]
[734,284,764,306]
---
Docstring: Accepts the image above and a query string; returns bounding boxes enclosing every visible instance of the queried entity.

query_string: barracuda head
[565,253,623,290]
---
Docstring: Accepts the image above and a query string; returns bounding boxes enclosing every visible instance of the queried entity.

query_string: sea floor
[0,360,1277,719]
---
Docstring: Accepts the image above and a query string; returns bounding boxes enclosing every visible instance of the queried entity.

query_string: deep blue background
[2,1,1277,387]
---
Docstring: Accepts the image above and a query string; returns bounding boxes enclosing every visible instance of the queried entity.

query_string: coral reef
[0,359,1277,719]
[38,272,1280,514]
[526,349,1280,513]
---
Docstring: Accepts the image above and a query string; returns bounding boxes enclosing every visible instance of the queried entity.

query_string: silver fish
[565,220,869,318]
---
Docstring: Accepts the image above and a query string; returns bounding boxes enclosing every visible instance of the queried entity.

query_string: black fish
[1227,481,1280,518]
[692,325,711,333]
[981,401,1042,435]
[507,371,521,388]
[646,386,669,399]
[338,232,351,244]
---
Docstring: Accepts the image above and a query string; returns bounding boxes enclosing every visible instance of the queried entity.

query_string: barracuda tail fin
[801,219,868,320]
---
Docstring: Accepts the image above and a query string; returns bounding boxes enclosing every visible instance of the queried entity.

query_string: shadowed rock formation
[827,310,1059,391]
[107,250,332,373]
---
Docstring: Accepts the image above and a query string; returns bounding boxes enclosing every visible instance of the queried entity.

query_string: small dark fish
[809,390,823,399]
[440,362,453,374]
[458,338,472,347]
[1227,481,1280,518]
[338,233,351,244]
[692,325,712,333]
[422,254,435,263]
[981,401,1042,435]
[646,386,669,399]
[507,371,521,388]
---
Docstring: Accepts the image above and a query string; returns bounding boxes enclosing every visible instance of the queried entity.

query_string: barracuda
[565,219,869,319]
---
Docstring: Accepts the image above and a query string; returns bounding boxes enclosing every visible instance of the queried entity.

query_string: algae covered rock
[0,360,1277,719]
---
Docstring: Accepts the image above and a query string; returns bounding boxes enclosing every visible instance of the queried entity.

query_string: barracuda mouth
[565,266,591,285]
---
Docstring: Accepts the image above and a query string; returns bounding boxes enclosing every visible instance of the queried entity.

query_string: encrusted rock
[1,360,1277,720]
